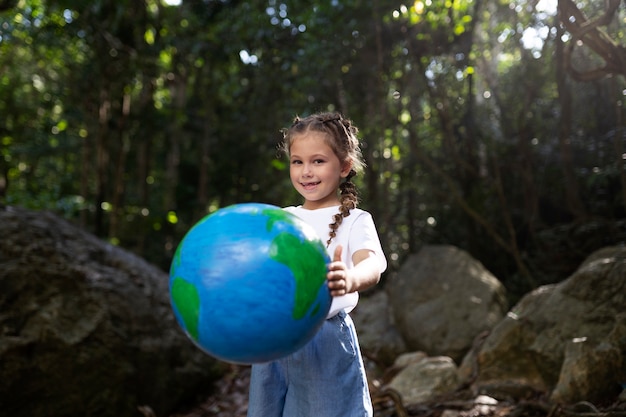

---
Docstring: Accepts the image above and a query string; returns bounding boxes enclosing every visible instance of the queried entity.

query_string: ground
[162,365,626,417]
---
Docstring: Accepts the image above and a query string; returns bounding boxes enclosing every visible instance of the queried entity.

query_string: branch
[557,0,626,80]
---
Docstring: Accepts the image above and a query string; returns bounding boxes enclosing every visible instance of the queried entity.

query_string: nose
[302,163,313,176]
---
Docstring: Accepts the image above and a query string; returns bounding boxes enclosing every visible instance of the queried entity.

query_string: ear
[340,160,353,178]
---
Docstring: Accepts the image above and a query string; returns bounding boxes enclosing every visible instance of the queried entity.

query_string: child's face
[289,131,352,210]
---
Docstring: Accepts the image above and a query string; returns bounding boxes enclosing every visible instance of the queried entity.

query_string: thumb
[333,245,343,262]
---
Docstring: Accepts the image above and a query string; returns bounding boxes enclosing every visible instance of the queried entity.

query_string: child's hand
[327,245,354,296]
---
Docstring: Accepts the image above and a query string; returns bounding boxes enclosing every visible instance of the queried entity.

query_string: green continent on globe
[262,208,299,231]
[270,233,327,320]
[171,277,201,340]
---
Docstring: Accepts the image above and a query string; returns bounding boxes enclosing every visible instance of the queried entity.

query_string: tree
[1,0,624,296]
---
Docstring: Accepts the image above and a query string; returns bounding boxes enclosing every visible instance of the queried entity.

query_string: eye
[313,159,326,164]
[290,159,302,165]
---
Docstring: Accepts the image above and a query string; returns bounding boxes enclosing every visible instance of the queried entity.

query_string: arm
[327,245,382,297]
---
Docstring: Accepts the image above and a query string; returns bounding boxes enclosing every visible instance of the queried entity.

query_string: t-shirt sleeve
[349,211,387,273]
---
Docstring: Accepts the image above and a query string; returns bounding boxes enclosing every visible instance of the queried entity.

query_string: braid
[326,170,358,247]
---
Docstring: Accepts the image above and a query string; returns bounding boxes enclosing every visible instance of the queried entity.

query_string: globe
[169,203,332,364]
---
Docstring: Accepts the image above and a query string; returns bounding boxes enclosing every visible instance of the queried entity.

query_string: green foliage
[1,0,624,298]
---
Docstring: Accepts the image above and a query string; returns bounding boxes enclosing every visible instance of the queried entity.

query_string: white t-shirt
[284,205,387,318]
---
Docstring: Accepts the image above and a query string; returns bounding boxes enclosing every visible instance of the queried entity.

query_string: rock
[0,206,223,417]
[351,290,407,366]
[384,356,459,405]
[551,335,623,403]
[387,245,508,362]
[462,245,626,403]
[393,351,428,368]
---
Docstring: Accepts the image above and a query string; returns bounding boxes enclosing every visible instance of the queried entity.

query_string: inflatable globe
[169,203,332,364]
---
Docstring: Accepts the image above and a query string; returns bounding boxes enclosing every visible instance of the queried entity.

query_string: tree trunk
[95,91,111,237]
[555,23,587,221]
[614,77,626,212]
[109,93,131,240]
[196,123,211,221]
[164,77,186,212]
[80,120,92,229]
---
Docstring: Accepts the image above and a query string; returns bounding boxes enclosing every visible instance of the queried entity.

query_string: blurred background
[1,0,624,303]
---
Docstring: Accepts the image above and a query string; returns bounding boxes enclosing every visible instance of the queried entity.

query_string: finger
[328,269,344,283]
[327,269,339,283]
[328,278,346,295]
[330,289,345,297]
[333,245,343,263]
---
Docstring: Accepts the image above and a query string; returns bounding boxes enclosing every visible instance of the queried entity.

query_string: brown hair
[281,112,365,247]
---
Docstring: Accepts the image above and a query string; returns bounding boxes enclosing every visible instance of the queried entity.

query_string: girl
[247,112,387,417]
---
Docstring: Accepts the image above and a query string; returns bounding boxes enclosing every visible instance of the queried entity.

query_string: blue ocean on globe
[169,203,332,364]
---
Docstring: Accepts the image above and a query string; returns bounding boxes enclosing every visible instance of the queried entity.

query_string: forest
[1,0,625,303]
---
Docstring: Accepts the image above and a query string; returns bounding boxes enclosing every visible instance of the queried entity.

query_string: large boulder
[385,355,459,405]
[0,205,222,417]
[387,245,508,362]
[351,290,407,366]
[460,246,626,403]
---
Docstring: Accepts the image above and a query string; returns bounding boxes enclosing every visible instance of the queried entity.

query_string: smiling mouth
[301,181,320,190]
